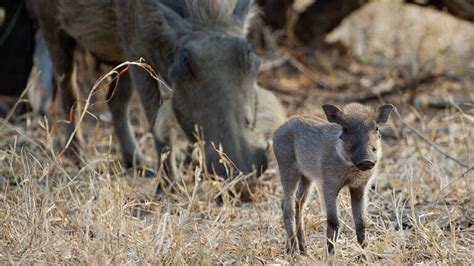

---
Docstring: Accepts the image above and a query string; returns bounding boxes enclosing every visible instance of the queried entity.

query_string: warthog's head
[156,0,267,176]
[323,103,394,171]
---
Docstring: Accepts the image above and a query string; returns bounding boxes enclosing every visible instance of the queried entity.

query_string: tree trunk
[407,0,474,21]
[257,0,367,44]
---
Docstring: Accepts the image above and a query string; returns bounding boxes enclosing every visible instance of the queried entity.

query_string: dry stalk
[393,107,471,169]
[58,59,170,159]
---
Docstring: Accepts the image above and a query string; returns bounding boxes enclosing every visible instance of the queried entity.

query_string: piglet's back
[274,115,340,141]
[273,115,343,180]
[273,115,342,164]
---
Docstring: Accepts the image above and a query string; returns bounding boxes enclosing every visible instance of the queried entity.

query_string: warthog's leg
[40,28,82,159]
[107,71,144,169]
[349,185,367,248]
[323,185,340,255]
[129,66,167,168]
[280,167,301,255]
[295,176,312,254]
[34,30,55,116]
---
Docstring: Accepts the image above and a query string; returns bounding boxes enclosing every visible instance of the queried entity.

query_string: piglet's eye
[249,53,261,72]
[339,126,347,139]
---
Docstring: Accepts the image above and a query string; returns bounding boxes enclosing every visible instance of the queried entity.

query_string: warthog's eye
[178,49,196,77]
[372,147,377,152]
[375,126,379,132]
[339,126,347,139]
[245,42,260,72]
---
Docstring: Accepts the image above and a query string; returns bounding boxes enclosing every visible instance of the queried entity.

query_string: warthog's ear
[376,104,394,124]
[233,0,256,34]
[322,104,344,124]
[233,0,251,18]
[152,3,191,48]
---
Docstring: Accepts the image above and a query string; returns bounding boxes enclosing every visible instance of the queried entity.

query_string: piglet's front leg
[324,187,340,255]
[349,185,368,248]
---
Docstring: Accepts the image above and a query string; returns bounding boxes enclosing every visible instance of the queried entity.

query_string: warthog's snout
[250,147,268,175]
[356,159,376,171]
[204,143,268,177]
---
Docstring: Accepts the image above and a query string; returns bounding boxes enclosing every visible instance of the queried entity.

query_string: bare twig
[259,54,290,72]
[349,72,461,103]
[287,55,321,84]
[414,96,474,109]
[214,171,255,199]
[438,166,474,195]
[394,108,471,169]
[460,166,474,177]
[265,82,306,97]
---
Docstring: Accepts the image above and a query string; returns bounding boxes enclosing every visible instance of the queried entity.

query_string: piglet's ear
[376,104,394,124]
[322,104,344,124]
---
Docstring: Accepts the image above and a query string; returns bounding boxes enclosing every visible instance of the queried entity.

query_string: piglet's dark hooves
[155,183,165,195]
[154,176,176,195]
[327,241,336,256]
[215,195,224,206]
[142,168,157,179]
[129,166,156,179]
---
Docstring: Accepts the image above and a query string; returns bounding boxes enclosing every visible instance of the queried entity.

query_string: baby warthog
[273,103,394,255]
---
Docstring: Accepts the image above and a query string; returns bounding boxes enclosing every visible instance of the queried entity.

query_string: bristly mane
[342,103,376,120]
[185,0,258,34]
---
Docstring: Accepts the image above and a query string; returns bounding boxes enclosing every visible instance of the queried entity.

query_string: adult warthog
[34,0,286,178]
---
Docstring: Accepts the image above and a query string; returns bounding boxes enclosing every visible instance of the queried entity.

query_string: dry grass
[1,74,473,264]
[0,17,474,265]
[1,3,474,260]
